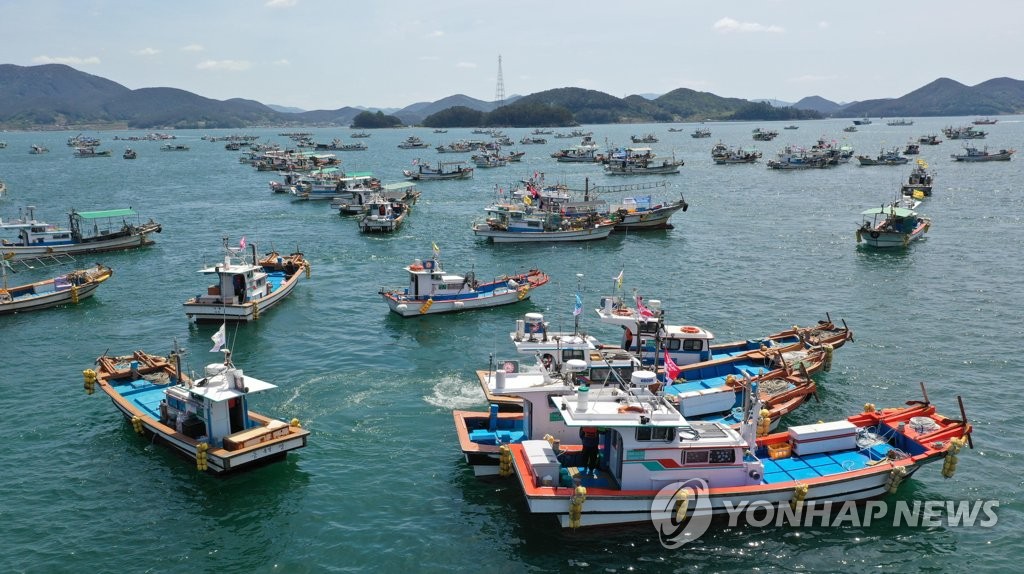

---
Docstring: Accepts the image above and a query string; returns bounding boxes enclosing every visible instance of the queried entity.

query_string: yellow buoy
[791,483,809,510]
[822,343,834,372]
[942,437,966,478]
[82,369,97,395]
[517,286,528,301]
[419,298,434,314]
[498,444,513,477]
[304,261,311,279]
[568,486,587,529]
[290,418,302,428]
[196,442,209,471]
[252,300,259,320]
[70,284,79,304]
[130,416,143,434]
[673,488,689,523]
[864,403,876,413]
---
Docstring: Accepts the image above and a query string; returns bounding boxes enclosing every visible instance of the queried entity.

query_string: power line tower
[494,55,505,109]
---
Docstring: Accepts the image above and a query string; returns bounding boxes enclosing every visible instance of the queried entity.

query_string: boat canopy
[382,182,418,192]
[75,208,137,219]
[861,206,916,217]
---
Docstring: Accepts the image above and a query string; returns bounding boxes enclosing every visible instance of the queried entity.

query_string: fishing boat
[950,146,1015,162]
[667,127,684,132]
[853,117,873,125]
[595,294,852,367]
[403,160,474,181]
[972,117,997,125]
[918,134,942,145]
[631,134,659,143]
[902,143,920,155]
[520,136,547,145]
[289,170,380,201]
[856,148,909,166]
[843,126,857,133]
[711,143,761,164]
[397,136,430,149]
[901,159,934,197]
[0,206,162,261]
[350,132,371,138]
[333,181,420,215]
[85,344,310,473]
[690,127,711,139]
[29,144,49,154]
[887,119,914,126]
[471,202,614,243]
[123,148,137,159]
[0,181,5,197]
[74,147,112,158]
[550,143,600,163]
[604,157,684,176]
[783,125,799,130]
[603,195,688,230]
[457,345,828,477]
[503,381,971,528]
[942,126,986,140]
[160,144,190,151]
[751,128,778,141]
[358,195,410,233]
[0,263,112,314]
[183,239,309,322]
[857,203,931,248]
[379,252,549,317]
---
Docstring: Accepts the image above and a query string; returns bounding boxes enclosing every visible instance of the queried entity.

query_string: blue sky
[3,0,1019,110]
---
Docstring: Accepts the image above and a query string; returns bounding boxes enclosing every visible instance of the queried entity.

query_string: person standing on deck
[580,426,601,477]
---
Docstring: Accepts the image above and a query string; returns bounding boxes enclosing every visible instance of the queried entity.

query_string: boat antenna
[573,273,583,336]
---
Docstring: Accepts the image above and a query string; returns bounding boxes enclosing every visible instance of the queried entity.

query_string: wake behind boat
[379,250,549,317]
[183,238,309,322]
[85,344,309,474]
[0,206,162,261]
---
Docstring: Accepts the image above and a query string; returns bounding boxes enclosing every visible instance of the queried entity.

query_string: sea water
[0,119,1020,572]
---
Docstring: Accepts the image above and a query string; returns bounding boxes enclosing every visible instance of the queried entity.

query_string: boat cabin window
[636,426,674,441]
[664,338,703,352]
[526,221,541,228]
[561,349,585,362]
[682,448,736,465]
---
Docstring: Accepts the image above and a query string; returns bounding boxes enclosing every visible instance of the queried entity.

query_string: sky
[3,0,1020,111]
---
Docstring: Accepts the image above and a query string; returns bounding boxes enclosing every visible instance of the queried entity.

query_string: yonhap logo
[651,479,714,549]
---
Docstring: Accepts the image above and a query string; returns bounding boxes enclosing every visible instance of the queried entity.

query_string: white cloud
[134,48,160,56]
[181,44,205,52]
[456,62,477,69]
[32,55,101,66]
[713,17,784,34]
[273,59,290,66]
[426,30,444,38]
[266,0,297,7]
[196,60,252,71]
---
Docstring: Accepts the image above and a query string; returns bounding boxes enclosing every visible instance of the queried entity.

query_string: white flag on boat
[239,236,246,250]
[210,324,227,352]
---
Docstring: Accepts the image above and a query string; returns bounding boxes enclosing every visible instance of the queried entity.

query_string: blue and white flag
[573,293,583,316]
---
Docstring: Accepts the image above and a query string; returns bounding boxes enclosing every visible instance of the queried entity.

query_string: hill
[1,63,1022,128]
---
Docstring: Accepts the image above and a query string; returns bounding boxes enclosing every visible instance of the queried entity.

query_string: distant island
[1,63,1022,130]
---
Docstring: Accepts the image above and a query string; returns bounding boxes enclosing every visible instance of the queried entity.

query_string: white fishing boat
[358,195,410,233]
[183,239,309,322]
[333,181,420,215]
[950,146,1015,162]
[471,202,614,243]
[398,136,430,149]
[403,160,474,181]
[86,344,310,474]
[503,379,972,528]
[379,251,550,317]
[0,263,113,314]
[0,206,162,261]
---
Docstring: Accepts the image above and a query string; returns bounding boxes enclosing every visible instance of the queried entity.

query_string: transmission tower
[494,55,505,108]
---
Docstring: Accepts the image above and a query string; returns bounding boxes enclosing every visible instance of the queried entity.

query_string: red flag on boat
[636,294,655,318]
[664,347,682,381]
[239,236,246,250]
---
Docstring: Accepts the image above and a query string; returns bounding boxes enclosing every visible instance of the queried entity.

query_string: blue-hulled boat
[87,345,309,473]
[857,203,931,248]
[0,206,162,261]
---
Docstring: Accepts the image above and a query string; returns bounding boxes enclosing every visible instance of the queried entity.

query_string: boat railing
[4,253,77,271]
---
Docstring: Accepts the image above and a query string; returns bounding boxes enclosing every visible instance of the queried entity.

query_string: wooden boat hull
[0,265,112,314]
[858,218,930,248]
[611,202,687,230]
[91,352,309,473]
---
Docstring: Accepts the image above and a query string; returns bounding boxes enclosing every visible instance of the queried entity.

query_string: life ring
[409,263,423,271]
[681,326,700,334]
[614,308,631,316]
[870,231,880,239]
[617,405,645,414]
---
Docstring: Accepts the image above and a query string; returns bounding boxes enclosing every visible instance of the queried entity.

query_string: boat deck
[267,271,286,291]
[759,443,893,483]
[109,377,172,419]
